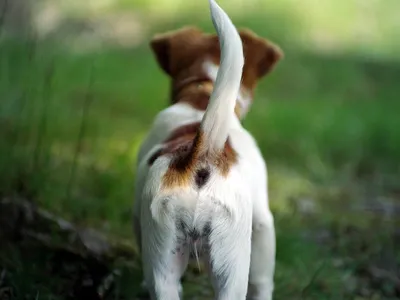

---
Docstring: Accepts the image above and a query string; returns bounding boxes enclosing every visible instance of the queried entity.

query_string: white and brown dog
[133,0,283,299]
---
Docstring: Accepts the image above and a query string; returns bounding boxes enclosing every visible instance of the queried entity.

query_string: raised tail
[200,0,244,152]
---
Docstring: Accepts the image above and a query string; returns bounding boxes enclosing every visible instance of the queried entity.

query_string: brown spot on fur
[147,122,238,188]
[150,27,283,118]
[173,86,212,111]
[215,138,238,177]
[147,122,200,167]
[162,130,204,188]
[165,122,201,143]
[147,122,199,167]
[169,60,214,111]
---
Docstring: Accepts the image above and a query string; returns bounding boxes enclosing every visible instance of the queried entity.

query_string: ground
[0,0,399,299]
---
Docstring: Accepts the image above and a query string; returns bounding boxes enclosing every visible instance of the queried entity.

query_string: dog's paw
[139,280,183,299]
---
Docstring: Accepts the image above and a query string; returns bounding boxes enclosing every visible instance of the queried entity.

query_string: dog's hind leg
[247,196,275,300]
[207,212,252,300]
[141,217,189,300]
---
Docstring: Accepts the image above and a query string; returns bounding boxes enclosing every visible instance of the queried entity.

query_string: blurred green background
[0,0,399,299]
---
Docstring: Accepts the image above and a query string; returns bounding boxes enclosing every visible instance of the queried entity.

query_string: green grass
[1,0,400,299]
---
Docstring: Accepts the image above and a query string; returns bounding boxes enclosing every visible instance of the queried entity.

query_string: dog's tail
[199,0,244,152]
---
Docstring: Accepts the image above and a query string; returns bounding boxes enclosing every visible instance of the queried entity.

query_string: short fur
[133,0,283,299]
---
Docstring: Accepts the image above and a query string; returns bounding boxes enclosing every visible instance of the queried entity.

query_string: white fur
[200,0,244,152]
[133,0,275,299]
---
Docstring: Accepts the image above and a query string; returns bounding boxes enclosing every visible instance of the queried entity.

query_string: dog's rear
[134,0,281,299]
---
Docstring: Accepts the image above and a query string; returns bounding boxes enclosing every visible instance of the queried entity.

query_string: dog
[133,0,283,299]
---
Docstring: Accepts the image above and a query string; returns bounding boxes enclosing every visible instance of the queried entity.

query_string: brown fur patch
[150,27,283,118]
[172,79,214,111]
[213,138,238,177]
[162,131,204,188]
[147,122,238,189]
[164,122,201,143]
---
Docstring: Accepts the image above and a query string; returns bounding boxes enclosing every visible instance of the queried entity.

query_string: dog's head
[149,26,283,116]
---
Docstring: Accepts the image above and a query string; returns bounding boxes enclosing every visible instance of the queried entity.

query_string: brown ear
[239,29,284,78]
[150,26,205,76]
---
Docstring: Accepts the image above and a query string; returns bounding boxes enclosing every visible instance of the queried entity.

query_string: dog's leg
[247,197,275,300]
[208,216,252,300]
[141,220,189,300]
[134,214,152,296]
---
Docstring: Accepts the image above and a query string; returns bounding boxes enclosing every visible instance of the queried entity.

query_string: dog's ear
[150,26,205,76]
[239,29,283,79]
